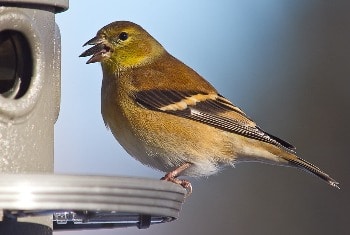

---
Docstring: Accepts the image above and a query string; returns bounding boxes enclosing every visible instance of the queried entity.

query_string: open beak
[79,36,111,64]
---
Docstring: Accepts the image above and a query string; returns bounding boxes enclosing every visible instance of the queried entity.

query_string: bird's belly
[104,103,233,177]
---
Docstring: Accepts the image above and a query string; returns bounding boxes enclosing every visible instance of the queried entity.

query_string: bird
[80,21,339,194]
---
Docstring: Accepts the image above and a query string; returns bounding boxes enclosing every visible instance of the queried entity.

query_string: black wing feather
[134,89,296,152]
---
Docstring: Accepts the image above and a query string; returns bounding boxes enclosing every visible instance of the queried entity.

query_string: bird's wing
[134,89,296,152]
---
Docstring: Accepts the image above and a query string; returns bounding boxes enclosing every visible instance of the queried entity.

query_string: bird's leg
[161,162,192,196]
[162,162,191,180]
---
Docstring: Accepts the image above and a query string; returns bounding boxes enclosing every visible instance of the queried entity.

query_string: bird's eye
[118,32,128,41]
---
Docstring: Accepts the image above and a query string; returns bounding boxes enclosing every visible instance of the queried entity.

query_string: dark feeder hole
[0,30,32,99]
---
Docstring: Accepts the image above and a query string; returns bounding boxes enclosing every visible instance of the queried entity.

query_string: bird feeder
[0,1,185,234]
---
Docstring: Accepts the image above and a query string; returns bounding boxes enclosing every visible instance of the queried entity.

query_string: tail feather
[284,155,340,189]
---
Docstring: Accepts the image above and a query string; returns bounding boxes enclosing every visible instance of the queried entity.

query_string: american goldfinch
[80,21,339,193]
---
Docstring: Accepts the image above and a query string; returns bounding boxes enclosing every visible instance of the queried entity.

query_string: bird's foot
[161,174,192,196]
[161,163,192,197]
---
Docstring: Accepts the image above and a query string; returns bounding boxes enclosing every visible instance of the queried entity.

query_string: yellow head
[80,21,165,71]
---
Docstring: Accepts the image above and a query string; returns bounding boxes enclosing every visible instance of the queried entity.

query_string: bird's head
[80,21,164,71]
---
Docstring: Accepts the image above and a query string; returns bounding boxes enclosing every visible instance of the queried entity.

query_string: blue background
[55,1,349,234]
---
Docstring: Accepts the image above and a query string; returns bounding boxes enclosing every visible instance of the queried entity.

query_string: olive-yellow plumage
[80,21,339,193]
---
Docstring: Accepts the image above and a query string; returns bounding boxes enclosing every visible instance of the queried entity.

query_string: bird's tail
[282,153,340,189]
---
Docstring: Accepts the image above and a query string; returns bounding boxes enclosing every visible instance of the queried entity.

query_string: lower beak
[80,36,110,64]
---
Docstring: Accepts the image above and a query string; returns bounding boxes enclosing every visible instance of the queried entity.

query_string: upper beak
[79,36,110,64]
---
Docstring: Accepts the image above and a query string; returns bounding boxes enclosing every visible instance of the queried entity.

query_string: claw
[160,163,192,197]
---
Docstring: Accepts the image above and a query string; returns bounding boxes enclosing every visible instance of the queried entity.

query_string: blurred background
[55,1,349,234]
